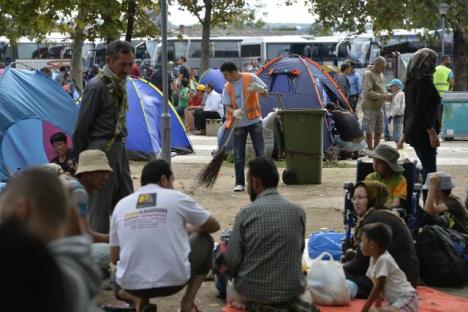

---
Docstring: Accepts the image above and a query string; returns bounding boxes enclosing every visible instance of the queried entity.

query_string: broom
[195,118,238,188]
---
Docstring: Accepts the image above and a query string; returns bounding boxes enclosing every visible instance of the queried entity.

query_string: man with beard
[226,158,311,310]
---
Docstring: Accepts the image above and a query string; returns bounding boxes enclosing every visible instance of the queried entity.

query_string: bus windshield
[349,38,371,64]
[266,43,312,60]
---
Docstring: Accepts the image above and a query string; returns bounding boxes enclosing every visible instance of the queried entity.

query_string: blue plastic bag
[308,231,345,260]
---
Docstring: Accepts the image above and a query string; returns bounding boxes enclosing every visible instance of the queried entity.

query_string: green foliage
[308,23,333,37]
[306,0,468,36]
[0,0,160,42]
[177,0,247,27]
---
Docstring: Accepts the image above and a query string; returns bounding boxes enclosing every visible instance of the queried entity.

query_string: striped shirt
[226,188,306,304]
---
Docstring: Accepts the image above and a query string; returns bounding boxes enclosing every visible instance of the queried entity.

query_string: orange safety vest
[225,73,262,128]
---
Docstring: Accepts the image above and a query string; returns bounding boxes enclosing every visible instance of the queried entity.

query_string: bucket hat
[365,144,404,173]
[423,172,455,190]
[75,150,112,175]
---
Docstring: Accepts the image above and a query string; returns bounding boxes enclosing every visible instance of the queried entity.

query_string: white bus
[153,36,244,70]
[240,35,313,67]
[0,33,96,70]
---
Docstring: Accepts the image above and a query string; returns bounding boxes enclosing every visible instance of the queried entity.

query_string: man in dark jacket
[73,40,134,233]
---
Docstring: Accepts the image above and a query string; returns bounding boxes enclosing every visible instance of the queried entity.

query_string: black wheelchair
[343,158,422,241]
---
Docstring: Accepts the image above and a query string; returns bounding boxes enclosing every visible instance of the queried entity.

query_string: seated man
[226,158,312,310]
[0,168,102,312]
[50,131,76,175]
[365,144,407,208]
[423,171,468,235]
[110,159,220,312]
[193,83,223,135]
[326,103,366,159]
[59,150,113,271]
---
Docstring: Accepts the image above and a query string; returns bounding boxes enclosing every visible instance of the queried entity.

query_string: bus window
[135,43,148,59]
[84,50,95,70]
[95,49,106,67]
[18,43,41,59]
[189,40,202,58]
[266,43,311,60]
[214,41,239,58]
[266,43,291,59]
[174,41,188,58]
[241,44,261,58]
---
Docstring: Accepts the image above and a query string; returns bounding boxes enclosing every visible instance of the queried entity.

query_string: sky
[168,1,316,25]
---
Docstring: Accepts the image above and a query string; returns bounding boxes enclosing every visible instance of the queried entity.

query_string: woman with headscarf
[343,181,419,298]
[398,48,441,184]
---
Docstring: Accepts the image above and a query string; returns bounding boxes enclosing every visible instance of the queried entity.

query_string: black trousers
[87,139,134,233]
[194,111,221,130]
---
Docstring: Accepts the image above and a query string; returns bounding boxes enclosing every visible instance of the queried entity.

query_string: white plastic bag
[307,252,350,306]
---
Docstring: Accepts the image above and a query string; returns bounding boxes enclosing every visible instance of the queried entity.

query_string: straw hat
[75,150,112,175]
[365,144,404,173]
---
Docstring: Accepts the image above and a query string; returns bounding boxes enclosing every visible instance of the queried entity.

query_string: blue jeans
[392,115,404,142]
[383,105,391,139]
[234,122,265,186]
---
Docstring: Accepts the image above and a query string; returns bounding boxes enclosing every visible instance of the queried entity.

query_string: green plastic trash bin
[441,92,468,140]
[278,109,326,185]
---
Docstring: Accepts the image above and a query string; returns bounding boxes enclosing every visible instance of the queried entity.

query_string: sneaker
[233,185,244,192]
[141,304,157,312]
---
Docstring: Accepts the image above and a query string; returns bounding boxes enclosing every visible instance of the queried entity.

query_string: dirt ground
[98,162,468,311]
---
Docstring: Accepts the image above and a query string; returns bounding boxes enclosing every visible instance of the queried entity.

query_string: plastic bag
[307,252,350,306]
[308,231,345,260]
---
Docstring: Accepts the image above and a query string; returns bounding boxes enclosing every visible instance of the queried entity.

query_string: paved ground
[176,134,468,166]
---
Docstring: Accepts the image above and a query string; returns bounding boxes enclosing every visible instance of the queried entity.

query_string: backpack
[213,229,232,299]
[417,225,468,287]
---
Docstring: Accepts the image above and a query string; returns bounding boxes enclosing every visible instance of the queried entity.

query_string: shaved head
[1,168,69,241]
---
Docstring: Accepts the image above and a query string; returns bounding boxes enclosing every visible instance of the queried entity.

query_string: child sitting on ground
[423,171,468,235]
[360,223,418,312]
[365,144,407,208]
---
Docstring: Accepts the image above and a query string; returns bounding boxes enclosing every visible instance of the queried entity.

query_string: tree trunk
[200,0,212,74]
[70,9,87,94]
[125,0,136,42]
[453,27,468,91]
[71,36,84,94]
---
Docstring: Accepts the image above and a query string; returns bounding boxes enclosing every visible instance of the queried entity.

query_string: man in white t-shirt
[110,159,220,312]
[193,83,223,134]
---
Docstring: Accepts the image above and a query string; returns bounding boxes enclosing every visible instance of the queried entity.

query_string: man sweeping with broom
[220,61,269,192]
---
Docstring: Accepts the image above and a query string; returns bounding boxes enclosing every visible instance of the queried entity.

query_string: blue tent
[126,77,193,159]
[199,68,226,94]
[217,56,352,152]
[0,68,78,180]
[257,55,352,152]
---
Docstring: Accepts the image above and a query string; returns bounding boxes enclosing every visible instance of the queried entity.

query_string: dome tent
[0,68,78,180]
[257,55,353,152]
[126,77,193,159]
